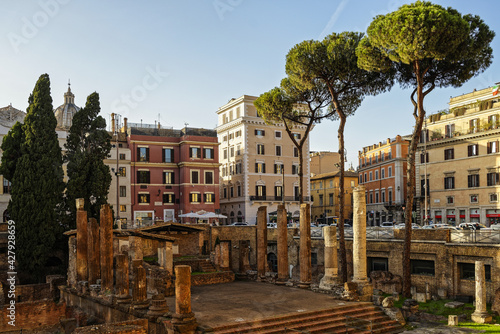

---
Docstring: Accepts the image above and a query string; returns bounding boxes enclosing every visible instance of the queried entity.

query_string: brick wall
[0,300,67,330]
[394,228,450,241]
[191,271,235,286]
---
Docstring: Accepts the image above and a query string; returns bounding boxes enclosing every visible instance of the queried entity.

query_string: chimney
[158,122,161,130]
[111,113,116,133]
[123,117,128,135]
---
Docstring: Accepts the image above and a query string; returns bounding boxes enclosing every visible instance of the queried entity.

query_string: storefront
[459,209,466,224]
[434,210,442,223]
[486,209,500,225]
[446,209,456,226]
[470,208,480,223]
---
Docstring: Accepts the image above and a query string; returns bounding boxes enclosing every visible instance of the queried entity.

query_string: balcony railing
[250,196,311,202]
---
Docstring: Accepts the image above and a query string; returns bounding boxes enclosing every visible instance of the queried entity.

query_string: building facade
[310,151,341,176]
[128,125,219,225]
[358,135,410,225]
[310,170,358,223]
[216,95,310,225]
[416,85,500,226]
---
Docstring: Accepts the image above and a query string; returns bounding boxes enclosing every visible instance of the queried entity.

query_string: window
[236,145,241,156]
[230,147,234,157]
[292,165,298,175]
[257,144,265,155]
[255,162,266,173]
[255,129,265,136]
[420,179,429,196]
[369,172,373,181]
[420,153,429,163]
[381,191,385,203]
[375,192,379,203]
[256,185,266,199]
[445,124,455,138]
[375,170,379,180]
[223,187,227,199]
[274,186,283,200]
[369,193,373,204]
[223,135,227,141]
[237,185,241,197]
[294,147,299,157]
[205,171,213,184]
[120,205,126,212]
[411,260,435,276]
[190,147,201,158]
[469,118,479,133]
[388,190,392,203]
[388,167,392,177]
[119,186,126,197]
[275,145,281,156]
[364,173,367,182]
[138,193,150,204]
[230,187,234,198]
[319,194,324,206]
[359,175,363,184]
[235,130,242,137]
[487,172,499,186]
[137,171,150,184]
[164,171,175,184]
[381,168,385,179]
[487,141,499,154]
[368,257,388,274]
[119,153,126,160]
[468,174,479,188]
[470,195,478,203]
[190,193,201,203]
[137,147,149,162]
[118,167,126,176]
[329,193,334,206]
[444,148,454,160]
[203,148,214,159]
[293,133,301,140]
[459,263,491,281]
[447,196,454,204]
[223,148,228,159]
[490,193,498,203]
[163,193,175,204]
[204,193,215,203]
[420,129,429,143]
[274,164,284,174]
[468,144,479,157]
[163,148,174,162]
[275,131,281,138]
[444,176,455,189]
[311,252,318,266]
[235,162,242,174]
[191,171,199,184]
[229,133,234,140]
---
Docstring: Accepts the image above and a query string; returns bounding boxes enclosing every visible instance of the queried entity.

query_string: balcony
[250,196,311,202]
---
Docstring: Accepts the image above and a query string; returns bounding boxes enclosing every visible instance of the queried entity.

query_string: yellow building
[416,84,500,226]
[216,95,310,225]
[310,170,358,224]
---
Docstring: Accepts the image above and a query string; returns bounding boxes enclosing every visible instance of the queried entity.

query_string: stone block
[437,288,448,299]
[491,287,500,315]
[471,313,492,324]
[382,296,394,308]
[382,307,406,326]
[448,315,458,326]
[373,295,384,306]
[445,301,465,309]
[344,282,357,292]
[415,292,427,303]
[369,271,402,294]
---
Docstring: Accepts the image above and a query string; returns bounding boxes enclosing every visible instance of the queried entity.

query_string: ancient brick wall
[393,229,450,241]
[0,300,67,330]
[191,271,235,286]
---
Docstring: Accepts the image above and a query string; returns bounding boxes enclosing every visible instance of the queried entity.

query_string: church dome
[54,83,80,130]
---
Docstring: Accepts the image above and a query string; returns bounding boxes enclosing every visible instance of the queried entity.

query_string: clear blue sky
[0,0,498,165]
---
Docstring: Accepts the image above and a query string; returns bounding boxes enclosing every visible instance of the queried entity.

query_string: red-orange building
[128,126,219,224]
[357,135,410,225]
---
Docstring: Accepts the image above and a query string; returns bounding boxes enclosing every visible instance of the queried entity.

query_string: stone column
[165,243,173,274]
[129,236,143,261]
[100,204,113,292]
[76,198,88,282]
[132,259,148,309]
[214,244,221,271]
[171,265,197,334]
[277,204,289,285]
[352,185,373,300]
[471,261,492,323]
[147,294,169,317]
[239,240,251,273]
[299,203,311,288]
[220,241,230,271]
[158,242,166,268]
[67,236,77,288]
[257,206,268,280]
[319,225,338,290]
[115,253,131,304]
[87,218,100,285]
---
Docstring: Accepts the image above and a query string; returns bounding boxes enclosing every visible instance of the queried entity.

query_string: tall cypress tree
[65,92,111,226]
[8,74,65,281]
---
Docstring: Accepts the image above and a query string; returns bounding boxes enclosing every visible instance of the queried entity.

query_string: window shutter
[146,171,150,183]
[197,148,201,158]
[254,129,258,135]
[274,164,277,174]
[262,130,265,136]
[162,149,165,162]
[452,177,455,189]
[146,148,150,162]
[255,163,258,173]
[203,194,207,202]
[203,148,206,158]
[262,145,265,155]
[255,185,258,196]
[263,186,266,197]
[172,172,175,184]
[163,172,166,184]
[137,171,141,183]
[263,163,266,173]
[210,148,214,159]
[488,142,492,154]
[137,147,141,160]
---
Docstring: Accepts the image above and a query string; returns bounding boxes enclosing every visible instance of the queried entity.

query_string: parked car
[229,222,248,226]
[380,222,394,228]
[267,222,277,228]
[394,223,421,229]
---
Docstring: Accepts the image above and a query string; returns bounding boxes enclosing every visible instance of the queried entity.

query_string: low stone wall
[394,229,450,242]
[191,271,235,286]
[14,283,51,302]
[0,300,67,331]
[174,259,203,272]
[74,318,148,334]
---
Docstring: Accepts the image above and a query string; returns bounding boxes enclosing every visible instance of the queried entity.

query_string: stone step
[208,303,401,334]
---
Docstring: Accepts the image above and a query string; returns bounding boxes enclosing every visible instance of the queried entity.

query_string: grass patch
[456,322,500,332]
[143,256,158,264]
[174,255,203,261]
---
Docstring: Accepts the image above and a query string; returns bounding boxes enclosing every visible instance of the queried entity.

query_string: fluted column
[299,203,311,288]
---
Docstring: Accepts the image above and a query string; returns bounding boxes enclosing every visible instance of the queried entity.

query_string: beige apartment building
[416,85,500,226]
[310,151,341,176]
[216,95,310,225]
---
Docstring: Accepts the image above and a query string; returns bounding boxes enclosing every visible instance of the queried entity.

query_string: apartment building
[310,151,341,176]
[358,135,410,225]
[310,170,358,223]
[216,95,310,225]
[128,125,219,225]
[416,85,500,226]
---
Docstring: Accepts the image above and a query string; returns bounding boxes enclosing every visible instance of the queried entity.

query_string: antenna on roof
[184,122,189,128]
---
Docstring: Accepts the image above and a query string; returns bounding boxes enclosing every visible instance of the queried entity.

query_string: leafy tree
[285,31,394,283]
[65,92,111,227]
[357,1,494,297]
[254,79,331,205]
[0,121,24,182]
[7,74,65,281]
